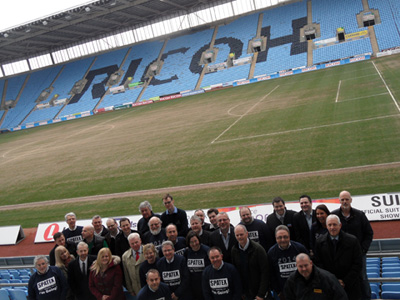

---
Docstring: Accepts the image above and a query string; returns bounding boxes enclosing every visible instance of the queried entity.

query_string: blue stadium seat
[382,266,400,273]
[367,266,380,274]
[0,289,9,300]
[382,291,400,299]
[367,272,380,278]
[7,289,27,300]
[253,1,307,77]
[382,257,400,263]
[0,279,10,284]
[382,284,400,292]
[382,272,400,278]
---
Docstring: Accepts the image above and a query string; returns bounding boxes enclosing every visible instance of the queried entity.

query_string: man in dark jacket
[293,195,316,252]
[137,201,161,235]
[202,247,242,300]
[209,212,237,263]
[268,225,308,300]
[67,242,97,300]
[160,193,188,237]
[266,197,296,244]
[332,190,373,300]
[28,255,68,300]
[284,253,348,300]
[115,217,140,257]
[239,206,273,251]
[81,224,108,256]
[156,241,191,300]
[314,214,363,300]
[231,225,269,300]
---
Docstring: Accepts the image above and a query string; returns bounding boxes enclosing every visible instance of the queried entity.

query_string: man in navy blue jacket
[28,255,68,300]
[157,240,191,300]
[137,269,172,300]
[202,246,242,300]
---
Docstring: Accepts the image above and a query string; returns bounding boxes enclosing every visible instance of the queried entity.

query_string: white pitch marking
[372,61,400,113]
[227,104,243,117]
[213,114,399,144]
[211,85,280,144]
[339,92,389,103]
[335,80,342,103]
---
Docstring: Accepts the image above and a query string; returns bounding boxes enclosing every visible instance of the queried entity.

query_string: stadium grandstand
[1,0,400,299]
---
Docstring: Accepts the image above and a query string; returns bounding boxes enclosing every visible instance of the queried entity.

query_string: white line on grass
[211,85,280,144]
[372,61,400,113]
[227,104,242,117]
[339,92,389,103]
[335,80,342,103]
[2,161,400,211]
[213,114,399,144]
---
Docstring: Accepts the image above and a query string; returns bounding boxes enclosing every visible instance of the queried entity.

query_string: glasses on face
[276,235,289,240]
[218,218,228,222]
[164,201,172,205]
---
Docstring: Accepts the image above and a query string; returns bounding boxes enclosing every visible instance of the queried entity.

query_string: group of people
[28,191,373,300]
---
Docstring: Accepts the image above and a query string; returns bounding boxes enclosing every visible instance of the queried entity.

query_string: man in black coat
[231,225,269,300]
[293,195,316,252]
[284,253,348,300]
[137,201,161,236]
[160,193,188,237]
[115,217,140,257]
[332,190,373,300]
[67,242,97,300]
[81,225,108,256]
[209,212,237,263]
[314,214,363,300]
[239,206,273,251]
[266,197,296,244]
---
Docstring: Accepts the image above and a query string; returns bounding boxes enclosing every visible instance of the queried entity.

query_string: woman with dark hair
[310,204,331,252]
[139,243,160,288]
[89,248,125,300]
[184,231,210,300]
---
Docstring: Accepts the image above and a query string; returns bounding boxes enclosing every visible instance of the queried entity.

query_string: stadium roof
[0,0,226,65]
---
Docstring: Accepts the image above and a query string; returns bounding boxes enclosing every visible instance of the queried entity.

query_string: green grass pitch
[1,54,400,228]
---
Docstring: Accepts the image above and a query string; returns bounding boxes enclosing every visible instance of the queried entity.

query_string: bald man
[284,253,348,300]
[332,190,373,300]
[81,225,108,256]
[314,215,363,300]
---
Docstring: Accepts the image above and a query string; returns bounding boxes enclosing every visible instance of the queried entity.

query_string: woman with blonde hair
[89,247,126,300]
[55,245,75,300]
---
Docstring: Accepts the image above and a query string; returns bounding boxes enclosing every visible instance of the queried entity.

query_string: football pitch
[1,54,400,228]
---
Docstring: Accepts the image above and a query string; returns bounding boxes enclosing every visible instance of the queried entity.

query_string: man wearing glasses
[267,225,308,300]
[160,194,189,237]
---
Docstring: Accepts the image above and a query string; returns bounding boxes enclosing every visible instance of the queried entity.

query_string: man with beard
[143,216,167,252]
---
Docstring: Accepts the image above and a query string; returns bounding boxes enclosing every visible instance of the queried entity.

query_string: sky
[0,0,96,31]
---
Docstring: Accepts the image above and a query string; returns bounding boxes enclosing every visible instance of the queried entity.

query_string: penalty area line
[335,80,342,103]
[213,114,399,144]
[372,61,400,113]
[210,85,279,144]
